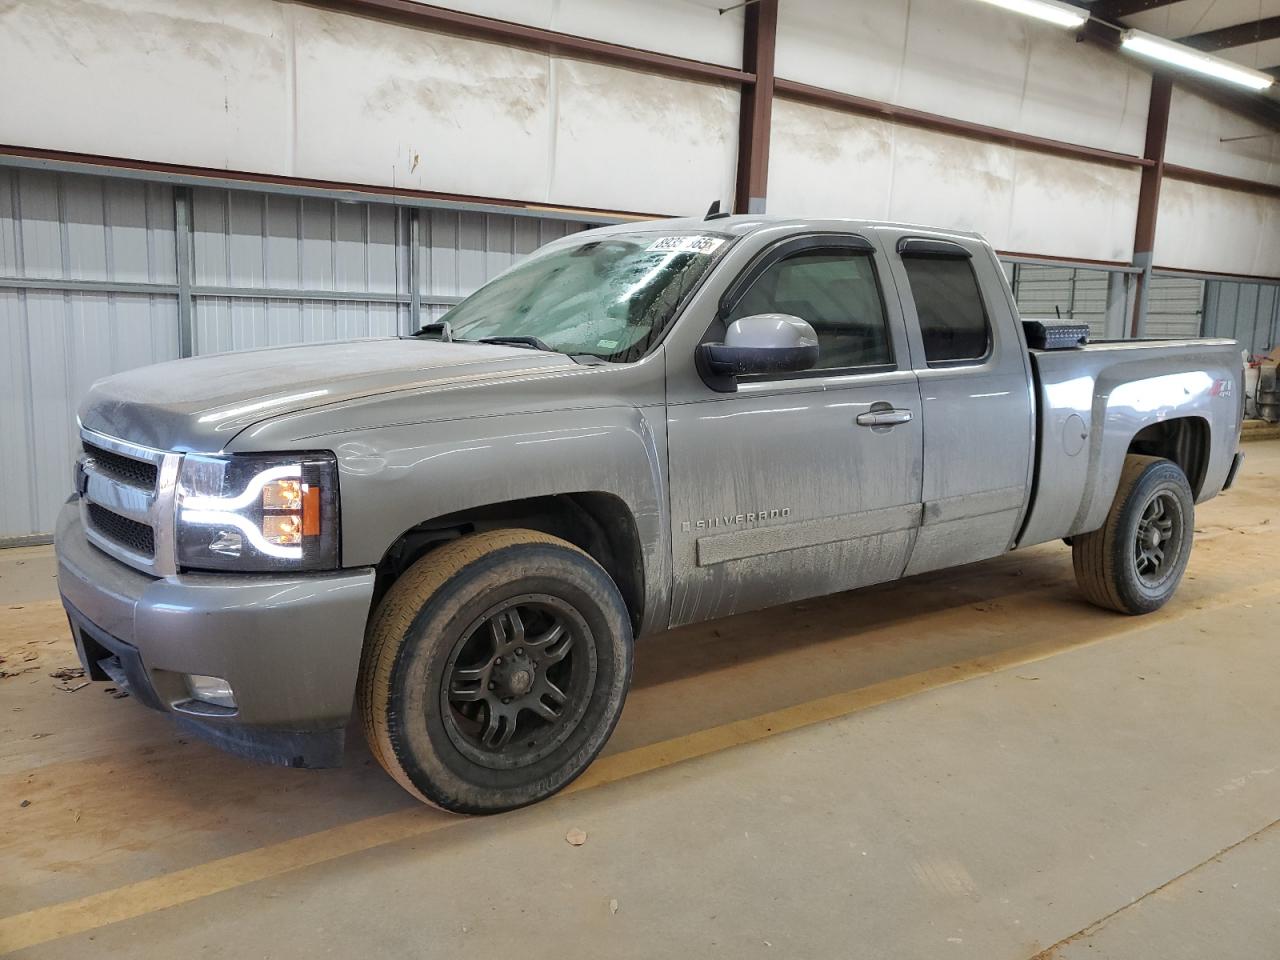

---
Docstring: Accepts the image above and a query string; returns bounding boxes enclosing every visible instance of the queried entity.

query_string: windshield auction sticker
[646,235,726,254]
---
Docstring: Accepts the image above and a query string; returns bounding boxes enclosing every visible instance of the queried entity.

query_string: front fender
[323,407,670,631]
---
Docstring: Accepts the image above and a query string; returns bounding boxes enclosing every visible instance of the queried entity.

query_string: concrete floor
[2,443,1280,958]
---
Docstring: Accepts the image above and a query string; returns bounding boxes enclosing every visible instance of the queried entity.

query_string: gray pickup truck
[56,215,1244,812]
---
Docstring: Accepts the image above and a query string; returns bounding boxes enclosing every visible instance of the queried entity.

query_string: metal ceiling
[1088,0,1280,76]
[1082,0,1280,124]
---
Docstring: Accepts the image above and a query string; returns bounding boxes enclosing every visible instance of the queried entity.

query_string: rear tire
[1072,455,1194,615]
[358,529,633,813]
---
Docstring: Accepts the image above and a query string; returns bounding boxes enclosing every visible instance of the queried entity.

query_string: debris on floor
[565,827,587,846]
[48,665,89,692]
[0,655,39,679]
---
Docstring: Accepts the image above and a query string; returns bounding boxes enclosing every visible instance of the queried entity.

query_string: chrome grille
[83,441,158,491]
[87,503,155,557]
[77,428,180,576]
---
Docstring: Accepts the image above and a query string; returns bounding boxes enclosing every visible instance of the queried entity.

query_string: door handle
[855,408,913,428]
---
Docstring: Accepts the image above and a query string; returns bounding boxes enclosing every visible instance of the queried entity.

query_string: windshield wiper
[471,335,554,352]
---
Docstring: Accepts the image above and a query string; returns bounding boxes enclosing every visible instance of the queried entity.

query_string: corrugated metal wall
[1145,276,1205,339]
[0,169,180,540]
[190,190,410,353]
[0,168,589,541]
[1202,280,1280,356]
[1010,265,1112,339]
[416,210,586,324]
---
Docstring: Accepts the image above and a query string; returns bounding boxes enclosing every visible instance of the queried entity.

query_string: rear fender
[1020,345,1240,546]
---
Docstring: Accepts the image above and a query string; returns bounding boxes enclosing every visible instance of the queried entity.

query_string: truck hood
[79,338,576,451]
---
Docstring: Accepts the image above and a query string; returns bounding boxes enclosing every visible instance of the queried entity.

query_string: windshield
[439,231,730,362]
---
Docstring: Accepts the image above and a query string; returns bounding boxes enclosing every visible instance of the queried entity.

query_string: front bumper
[55,500,376,768]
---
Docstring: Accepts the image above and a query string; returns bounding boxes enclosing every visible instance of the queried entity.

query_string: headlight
[176,453,340,571]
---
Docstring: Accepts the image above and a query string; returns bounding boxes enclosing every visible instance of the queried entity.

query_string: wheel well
[372,493,646,632]
[1127,417,1210,496]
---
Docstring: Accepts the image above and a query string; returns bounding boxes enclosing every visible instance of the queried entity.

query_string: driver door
[665,233,925,627]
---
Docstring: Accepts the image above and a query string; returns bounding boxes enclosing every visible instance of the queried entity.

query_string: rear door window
[901,255,991,365]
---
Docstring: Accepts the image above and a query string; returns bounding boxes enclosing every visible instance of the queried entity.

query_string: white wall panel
[774,0,1151,157]
[767,99,1140,263]
[1004,153,1140,263]
[746,101,897,220]
[1155,179,1280,277]
[415,0,745,68]
[1165,89,1280,187]
[1,1,734,215]
[0,0,291,175]
[548,59,739,215]
[291,7,552,203]
[290,7,736,215]
[887,126,1017,240]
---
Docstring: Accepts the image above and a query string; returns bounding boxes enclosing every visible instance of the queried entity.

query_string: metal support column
[174,187,195,357]
[1105,271,1130,340]
[408,206,422,334]
[734,0,777,215]
[1130,75,1173,338]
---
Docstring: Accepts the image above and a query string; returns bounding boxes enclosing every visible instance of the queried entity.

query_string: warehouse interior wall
[1,0,1279,541]
[1,0,1276,268]
[771,0,1151,154]
[767,98,1143,264]
[0,166,590,539]
[0,0,740,216]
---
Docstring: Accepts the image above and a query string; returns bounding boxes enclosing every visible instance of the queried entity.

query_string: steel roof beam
[1177,16,1280,51]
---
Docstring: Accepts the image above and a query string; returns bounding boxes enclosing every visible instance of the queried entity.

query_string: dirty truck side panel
[660,225,925,626]
[233,361,673,635]
[1018,339,1242,548]
[878,229,1037,576]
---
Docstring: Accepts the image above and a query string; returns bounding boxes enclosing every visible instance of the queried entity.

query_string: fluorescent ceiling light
[1121,30,1275,91]
[969,0,1088,28]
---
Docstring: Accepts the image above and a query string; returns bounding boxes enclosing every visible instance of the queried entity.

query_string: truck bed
[1017,337,1243,549]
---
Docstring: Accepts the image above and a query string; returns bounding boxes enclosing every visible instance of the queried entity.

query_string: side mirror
[698,314,819,391]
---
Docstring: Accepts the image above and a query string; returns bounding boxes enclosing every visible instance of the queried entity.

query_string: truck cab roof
[581,214,987,244]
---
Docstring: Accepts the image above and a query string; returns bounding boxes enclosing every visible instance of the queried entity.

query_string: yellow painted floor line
[2,578,1275,956]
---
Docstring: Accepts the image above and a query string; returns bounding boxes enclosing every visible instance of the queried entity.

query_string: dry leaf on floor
[565,827,587,846]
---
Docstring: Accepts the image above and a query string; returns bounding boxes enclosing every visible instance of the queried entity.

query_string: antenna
[704,200,731,221]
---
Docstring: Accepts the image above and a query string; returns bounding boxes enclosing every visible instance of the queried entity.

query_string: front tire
[1072,455,1195,615]
[359,529,633,813]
